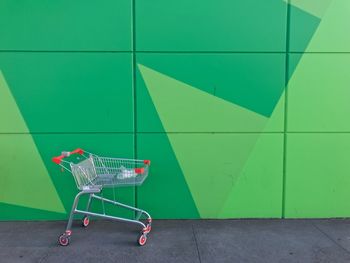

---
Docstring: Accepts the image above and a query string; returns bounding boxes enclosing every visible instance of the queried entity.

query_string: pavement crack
[312,222,350,255]
[192,222,202,263]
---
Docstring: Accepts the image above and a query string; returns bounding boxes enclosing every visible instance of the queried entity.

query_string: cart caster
[58,234,70,246]
[82,216,90,227]
[145,218,152,233]
[137,233,147,246]
[144,223,152,234]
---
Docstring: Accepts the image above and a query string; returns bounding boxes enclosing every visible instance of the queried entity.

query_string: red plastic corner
[135,168,145,174]
[52,156,62,164]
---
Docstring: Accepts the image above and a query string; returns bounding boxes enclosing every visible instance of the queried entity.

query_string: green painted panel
[0,134,65,215]
[0,133,135,220]
[285,134,350,218]
[300,0,350,52]
[168,133,283,218]
[136,54,285,132]
[136,0,287,51]
[0,53,133,133]
[0,0,131,51]
[289,0,333,18]
[137,133,283,219]
[289,5,320,52]
[138,64,268,132]
[0,71,27,134]
[219,134,283,218]
[288,54,350,132]
[137,133,200,219]
[169,133,260,218]
[0,203,67,221]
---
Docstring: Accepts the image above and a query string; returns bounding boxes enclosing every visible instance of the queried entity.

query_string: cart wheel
[58,234,70,246]
[137,233,147,246]
[82,216,90,227]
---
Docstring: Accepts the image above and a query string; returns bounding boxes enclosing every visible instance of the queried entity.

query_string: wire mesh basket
[70,155,150,190]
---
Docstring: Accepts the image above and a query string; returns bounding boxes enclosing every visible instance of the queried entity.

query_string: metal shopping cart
[52,148,152,246]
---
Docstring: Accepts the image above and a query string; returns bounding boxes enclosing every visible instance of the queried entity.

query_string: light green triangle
[285,0,333,18]
[138,64,268,132]
[138,64,269,217]
[219,94,285,218]
[0,74,27,133]
[305,0,349,51]
[168,133,264,218]
[263,91,285,132]
[0,71,65,214]
[288,0,350,131]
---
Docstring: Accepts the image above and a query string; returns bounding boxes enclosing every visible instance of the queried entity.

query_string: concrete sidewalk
[1,219,350,263]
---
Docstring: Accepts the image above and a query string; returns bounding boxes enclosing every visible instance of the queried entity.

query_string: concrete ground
[1,219,350,263]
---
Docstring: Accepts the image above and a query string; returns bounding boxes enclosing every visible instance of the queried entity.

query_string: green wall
[0,0,349,220]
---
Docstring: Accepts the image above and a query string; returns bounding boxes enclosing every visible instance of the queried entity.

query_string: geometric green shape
[219,134,284,218]
[285,134,350,218]
[138,64,270,217]
[288,0,333,18]
[167,133,262,218]
[288,54,350,131]
[263,93,286,132]
[289,4,321,52]
[136,0,287,51]
[0,72,27,133]
[0,53,133,133]
[0,0,131,50]
[0,202,67,221]
[219,95,285,218]
[305,0,350,52]
[137,54,286,119]
[138,64,268,133]
[137,133,200,219]
[0,72,65,214]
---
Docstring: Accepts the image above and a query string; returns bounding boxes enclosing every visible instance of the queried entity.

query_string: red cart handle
[52,148,84,164]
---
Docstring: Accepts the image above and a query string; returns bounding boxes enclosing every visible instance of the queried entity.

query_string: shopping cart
[52,148,152,246]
